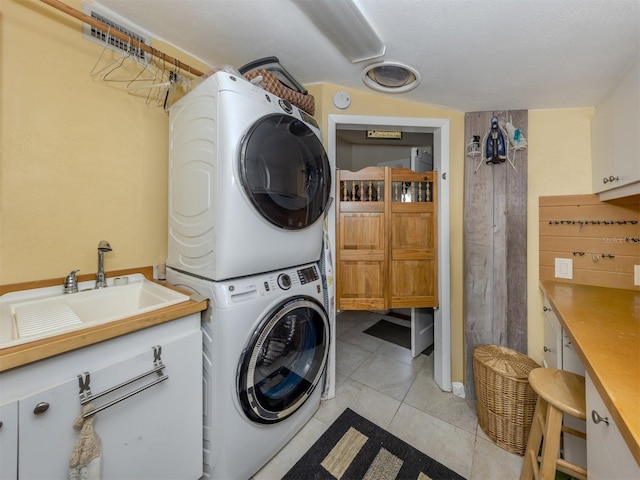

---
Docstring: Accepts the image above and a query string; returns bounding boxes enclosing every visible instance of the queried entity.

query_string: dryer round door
[237,296,329,424]
[239,113,331,230]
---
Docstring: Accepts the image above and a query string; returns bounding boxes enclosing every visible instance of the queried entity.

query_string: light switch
[555,258,573,279]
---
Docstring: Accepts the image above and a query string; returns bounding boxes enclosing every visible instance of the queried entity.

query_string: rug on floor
[363,319,434,355]
[282,408,465,480]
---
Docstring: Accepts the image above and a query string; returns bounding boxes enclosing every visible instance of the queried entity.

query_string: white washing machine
[166,263,330,480]
[167,71,331,281]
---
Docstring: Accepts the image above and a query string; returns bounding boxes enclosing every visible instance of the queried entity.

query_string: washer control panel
[278,98,293,114]
[261,264,320,293]
[297,265,319,285]
[277,273,292,290]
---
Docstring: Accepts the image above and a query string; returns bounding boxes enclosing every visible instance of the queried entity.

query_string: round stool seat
[528,368,586,420]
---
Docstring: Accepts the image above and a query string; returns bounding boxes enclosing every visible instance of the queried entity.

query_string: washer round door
[237,296,330,424]
[239,113,331,230]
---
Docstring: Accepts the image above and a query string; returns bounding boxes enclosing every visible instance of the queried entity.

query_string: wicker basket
[473,344,540,456]
[244,69,315,116]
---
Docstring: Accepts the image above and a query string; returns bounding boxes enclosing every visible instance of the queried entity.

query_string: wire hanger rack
[39,0,205,78]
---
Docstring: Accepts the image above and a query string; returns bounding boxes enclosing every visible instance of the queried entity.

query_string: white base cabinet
[0,401,18,479]
[586,372,640,479]
[542,298,562,369]
[0,314,202,480]
[542,294,586,469]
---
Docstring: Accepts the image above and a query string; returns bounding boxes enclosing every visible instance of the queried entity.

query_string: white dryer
[167,71,331,281]
[166,263,330,480]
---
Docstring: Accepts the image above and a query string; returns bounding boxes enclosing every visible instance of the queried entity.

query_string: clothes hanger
[125,39,158,87]
[100,38,134,82]
[89,27,124,78]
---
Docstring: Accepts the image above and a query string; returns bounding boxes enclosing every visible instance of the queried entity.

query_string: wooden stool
[520,368,587,480]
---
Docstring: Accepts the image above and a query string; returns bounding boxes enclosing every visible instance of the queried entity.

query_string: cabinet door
[0,401,18,479]
[390,170,438,308]
[586,373,640,479]
[592,61,640,194]
[336,167,438,310]
[19,330,202,480]
[336,167,387,310]
[542,299,562,369]
[18,376,78,479]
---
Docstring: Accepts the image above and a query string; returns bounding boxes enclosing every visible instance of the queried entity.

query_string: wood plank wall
[539,194,640,291]
[464,110,528,398]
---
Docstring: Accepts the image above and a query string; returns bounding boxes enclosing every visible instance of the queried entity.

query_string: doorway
[324,115,451,398]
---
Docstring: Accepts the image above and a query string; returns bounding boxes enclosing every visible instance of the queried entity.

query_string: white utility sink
[0,274,190,347]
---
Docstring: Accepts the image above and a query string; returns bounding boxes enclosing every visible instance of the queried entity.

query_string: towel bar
[77,345,168,418]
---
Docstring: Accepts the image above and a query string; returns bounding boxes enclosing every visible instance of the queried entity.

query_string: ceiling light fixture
[295,0,385,63]
[362,61,421,93]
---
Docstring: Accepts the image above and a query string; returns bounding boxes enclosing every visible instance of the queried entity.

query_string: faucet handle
[63,269,80,294]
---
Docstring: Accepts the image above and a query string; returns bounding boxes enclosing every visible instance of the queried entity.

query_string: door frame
[324,114,451,397]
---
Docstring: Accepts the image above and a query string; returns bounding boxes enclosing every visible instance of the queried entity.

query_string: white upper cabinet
[592,60,640,200]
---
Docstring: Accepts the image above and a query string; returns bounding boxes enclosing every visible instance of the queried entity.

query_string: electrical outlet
[555,258,573,279]
[635,265,640,286]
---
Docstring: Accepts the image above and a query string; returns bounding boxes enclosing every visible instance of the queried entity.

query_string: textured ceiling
[96,0,639,112]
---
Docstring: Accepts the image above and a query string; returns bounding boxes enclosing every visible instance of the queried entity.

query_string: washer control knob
[278,99,293,114]
[277,274,292,290]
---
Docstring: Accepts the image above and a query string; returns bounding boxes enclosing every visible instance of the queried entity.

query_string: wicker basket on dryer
[473,344,540,456]
[244,69,315,116]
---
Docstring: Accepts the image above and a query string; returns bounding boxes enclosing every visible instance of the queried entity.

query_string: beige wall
[1,1,595,384]
[526,108,594,364]
[0,0,207,285]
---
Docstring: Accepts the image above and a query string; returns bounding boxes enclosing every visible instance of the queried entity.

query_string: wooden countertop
[0,268,207,372]
[540,281,640,465]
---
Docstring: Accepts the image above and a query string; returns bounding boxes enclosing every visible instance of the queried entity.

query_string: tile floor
[254,310,524,480]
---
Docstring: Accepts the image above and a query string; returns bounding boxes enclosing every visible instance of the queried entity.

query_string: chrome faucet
[95,240,112,289]
[63,269,80,294]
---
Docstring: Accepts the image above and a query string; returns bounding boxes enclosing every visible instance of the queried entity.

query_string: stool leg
[520,397,547,480]
[539,403,563,479]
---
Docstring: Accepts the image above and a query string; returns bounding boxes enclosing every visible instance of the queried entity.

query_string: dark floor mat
[283,408,465,479]
[363,319,434,355]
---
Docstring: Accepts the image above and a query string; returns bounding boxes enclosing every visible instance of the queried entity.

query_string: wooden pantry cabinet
[336,167,438,310]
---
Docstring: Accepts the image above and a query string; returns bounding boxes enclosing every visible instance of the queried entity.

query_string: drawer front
[586,373,640,479]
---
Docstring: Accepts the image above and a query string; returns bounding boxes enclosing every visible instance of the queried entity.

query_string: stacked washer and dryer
[165,71,332,480]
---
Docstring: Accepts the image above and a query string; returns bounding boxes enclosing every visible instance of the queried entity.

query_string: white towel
[69,403,101,480]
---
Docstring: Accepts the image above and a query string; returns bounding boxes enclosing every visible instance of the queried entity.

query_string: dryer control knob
[277,274,292,290]
[278,99,293,114]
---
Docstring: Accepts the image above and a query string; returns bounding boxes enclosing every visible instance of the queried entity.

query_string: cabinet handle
[591,409,609,425]
[603,175,619,184]
[543,306,551,312]
[0,421,3,429]
[33,402,50,415]
[543,346,551,352]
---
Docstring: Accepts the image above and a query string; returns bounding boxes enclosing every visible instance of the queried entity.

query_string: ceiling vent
[362,61,421,93]
[82,2,150,61]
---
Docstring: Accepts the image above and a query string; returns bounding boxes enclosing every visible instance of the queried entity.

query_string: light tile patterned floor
[254,311,524,479]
